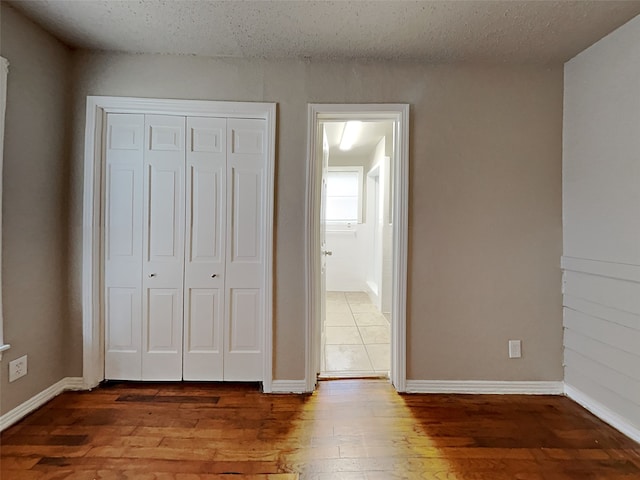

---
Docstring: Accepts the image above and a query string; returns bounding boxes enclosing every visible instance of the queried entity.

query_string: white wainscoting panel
[565,384,640,444]
[562,256,640,442]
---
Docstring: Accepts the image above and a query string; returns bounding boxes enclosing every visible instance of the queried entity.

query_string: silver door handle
[322,250,333,256]
[148,273,156,278]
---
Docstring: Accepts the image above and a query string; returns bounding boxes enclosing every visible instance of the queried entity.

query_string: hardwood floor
[1,379,639,479]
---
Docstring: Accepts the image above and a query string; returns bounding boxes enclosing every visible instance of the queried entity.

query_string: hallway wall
[325,150,370,293]
[325,226,367,292]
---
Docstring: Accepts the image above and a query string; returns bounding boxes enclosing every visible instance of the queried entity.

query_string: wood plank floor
[1,379,639,479]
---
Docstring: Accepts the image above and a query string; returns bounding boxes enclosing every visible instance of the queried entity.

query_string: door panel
[189,166,223,262]
[109,122,143,151]
[148,167,179,259]
[106,167,136,258]
[142,115,185,380]
[106,288,137,350]
[183,286,224,380]
[183,117,227,380]
[232,129,263,155]
[144,287,182,379]
[105,287,140,379]
[147,288,180,352]
[192,125,223,153]
[104,113,144,380]
[150,125,183,151]
[186,288,221,351]
[224,288,261,380]
[232,169,261,262]
[229,289,260,352]
[224,118,266,381]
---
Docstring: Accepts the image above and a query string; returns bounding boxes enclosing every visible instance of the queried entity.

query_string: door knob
[211,274,217,278]
[148,273,156,278]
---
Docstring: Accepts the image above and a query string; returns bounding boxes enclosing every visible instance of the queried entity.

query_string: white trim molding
[0,344,10,362]
[82,96,276,392]
[0,377,85,432]
[305,104,409,393]
[0,56,9,360]
[270,380,308,394]
[405,380,565,395]
[565,383,640,444]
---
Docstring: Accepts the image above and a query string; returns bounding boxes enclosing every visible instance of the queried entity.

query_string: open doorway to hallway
[320,121,394,378]
[306,103,408,392]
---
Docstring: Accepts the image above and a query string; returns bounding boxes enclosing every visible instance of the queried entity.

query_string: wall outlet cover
[9,355,27,382]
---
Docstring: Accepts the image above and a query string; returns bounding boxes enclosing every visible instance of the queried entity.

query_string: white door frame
[305,104,409,392]
[82,96,276,391]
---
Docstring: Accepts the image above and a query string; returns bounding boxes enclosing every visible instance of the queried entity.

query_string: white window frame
[325,166,364,225]
[0,57,10,360]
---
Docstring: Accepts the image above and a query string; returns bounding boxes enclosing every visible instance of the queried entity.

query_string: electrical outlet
[508,340,522,359]
[9,355,27,382]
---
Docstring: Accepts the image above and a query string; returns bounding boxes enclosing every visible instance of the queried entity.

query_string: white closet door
[104,114,145,380]
[224,118,266,381]
[142,115,186,380]
[183,117,227,380]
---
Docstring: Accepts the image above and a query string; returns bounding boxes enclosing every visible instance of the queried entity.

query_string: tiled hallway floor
[321,291,390,377]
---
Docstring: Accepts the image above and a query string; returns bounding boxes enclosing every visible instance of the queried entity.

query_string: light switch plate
[508,340,522,359]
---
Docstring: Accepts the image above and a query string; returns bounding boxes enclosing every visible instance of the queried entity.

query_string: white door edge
[305,104,409,393]
[82,96,276,392]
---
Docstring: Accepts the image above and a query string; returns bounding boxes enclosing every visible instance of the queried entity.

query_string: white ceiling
[7,1,640,63]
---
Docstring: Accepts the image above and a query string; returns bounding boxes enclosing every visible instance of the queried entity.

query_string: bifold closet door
[104,114,145,380]
[184,117,267,381]
[104,113,267,382]
[183,117,226,381]
[142,115,186,380]
[224,118,266,381]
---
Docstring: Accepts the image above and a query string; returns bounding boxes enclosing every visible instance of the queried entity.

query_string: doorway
[305,104,409,392]
[320,121,394,378]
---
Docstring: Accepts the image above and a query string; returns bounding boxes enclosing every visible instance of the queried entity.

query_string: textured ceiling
[7,1,640,63]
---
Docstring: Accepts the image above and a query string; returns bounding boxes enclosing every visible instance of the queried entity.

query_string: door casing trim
[305,104,409,392]
[82,96,276,391]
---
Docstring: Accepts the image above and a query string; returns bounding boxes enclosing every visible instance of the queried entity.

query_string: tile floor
[321,291,390,377]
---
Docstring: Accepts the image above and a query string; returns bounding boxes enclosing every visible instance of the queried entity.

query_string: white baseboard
[271,380,308,394]
[0,376,86,432]
[405,380,565,395]
[565,383,640,444]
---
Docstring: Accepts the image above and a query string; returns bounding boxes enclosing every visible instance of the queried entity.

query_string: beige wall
[68,52,564,382]
[0,4,72,414]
